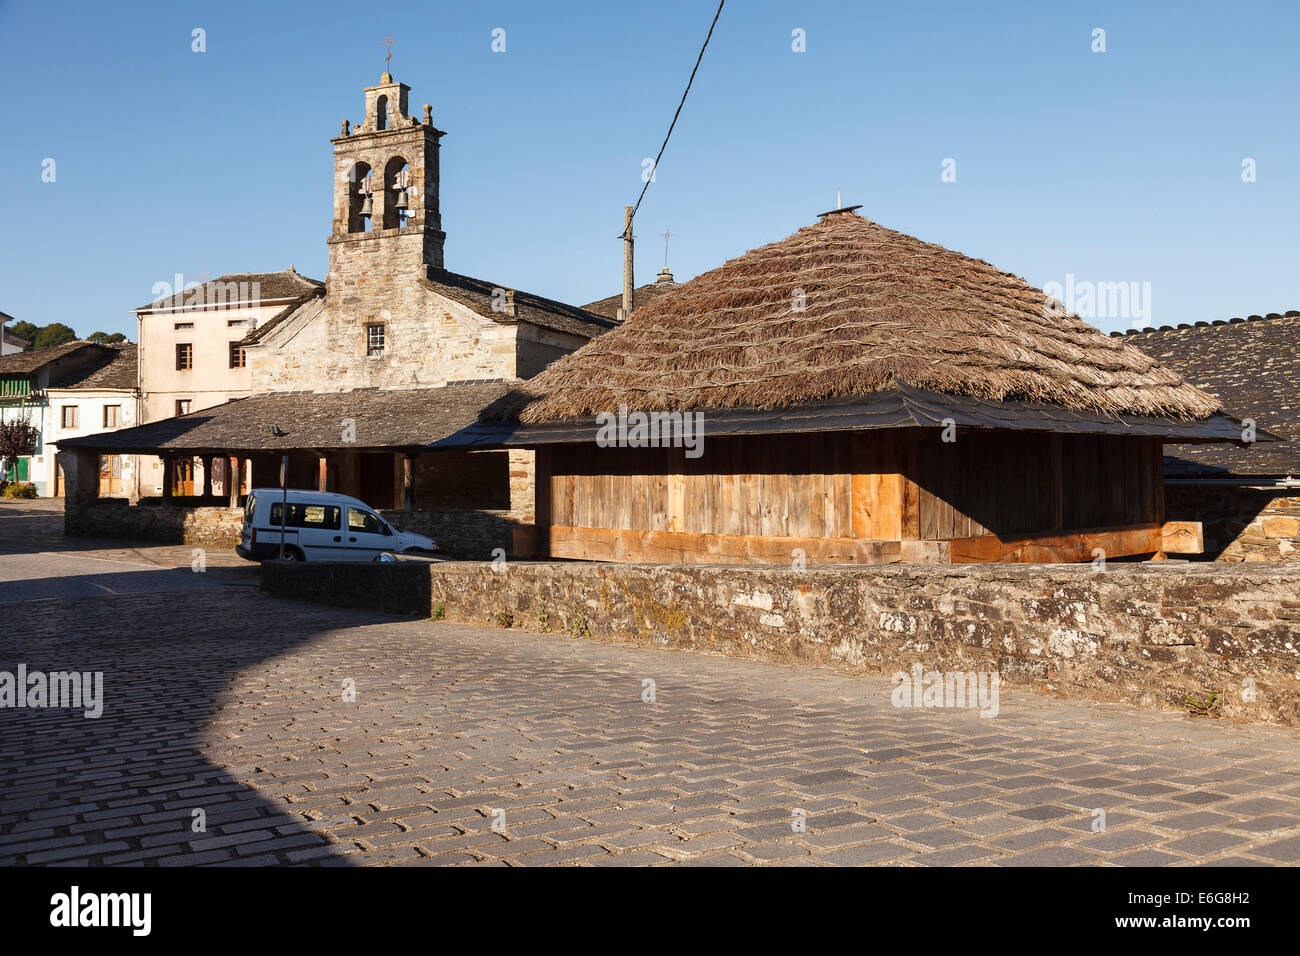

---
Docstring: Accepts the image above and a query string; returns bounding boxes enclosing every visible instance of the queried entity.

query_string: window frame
[60,405,79,429]
[229,341,246,369]
[103,405,120,428]
[366,324,386,357]
[175,342,193,371]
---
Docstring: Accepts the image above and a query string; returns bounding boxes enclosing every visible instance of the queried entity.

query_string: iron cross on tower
[384,34,394,71]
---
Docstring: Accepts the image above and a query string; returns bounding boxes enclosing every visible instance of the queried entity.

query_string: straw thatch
[511,210,1221,424]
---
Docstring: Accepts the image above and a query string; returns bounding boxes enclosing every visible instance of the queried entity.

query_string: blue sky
[2,0,1297,338]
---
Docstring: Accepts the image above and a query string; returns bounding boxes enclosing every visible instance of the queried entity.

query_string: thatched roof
[508,210,1222,425]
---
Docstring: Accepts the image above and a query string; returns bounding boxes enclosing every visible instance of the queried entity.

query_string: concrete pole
[622,204,635,319]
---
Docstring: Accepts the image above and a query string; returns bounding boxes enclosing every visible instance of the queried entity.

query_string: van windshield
[243,493,256,524]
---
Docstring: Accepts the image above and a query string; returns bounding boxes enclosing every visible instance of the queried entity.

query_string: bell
[395,189,409,211]
[360,195,373,216]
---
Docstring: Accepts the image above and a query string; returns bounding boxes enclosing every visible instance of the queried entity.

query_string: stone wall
[394,561,1300,726]
[66,499,243,547]
[1166,485,1300,561]
[382,509,527,560]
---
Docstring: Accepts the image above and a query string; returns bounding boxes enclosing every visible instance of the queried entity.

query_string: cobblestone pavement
[3,573,1300,865]
[0,500,254,604]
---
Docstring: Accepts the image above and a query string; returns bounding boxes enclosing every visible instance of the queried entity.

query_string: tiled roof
[49,345,138,391]
[134,269,324,312]
[1119,311,1300,477]
[55,383,510,453]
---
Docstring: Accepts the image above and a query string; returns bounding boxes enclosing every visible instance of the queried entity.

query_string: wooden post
[228,455,241,507]
[161,457,173,504]
[201,455,214,500]
[402,453,416,511]
[318,454,329,492]
[622,204,634,319]
[534,445,552,558]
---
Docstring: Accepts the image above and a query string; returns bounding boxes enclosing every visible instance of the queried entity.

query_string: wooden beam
[548,525,938,566]
[228,455,241,507]
[1162,520,1203,554]
[947,523,1164,564]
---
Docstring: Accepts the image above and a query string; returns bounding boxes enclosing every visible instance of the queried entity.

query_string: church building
[58,74,616,549]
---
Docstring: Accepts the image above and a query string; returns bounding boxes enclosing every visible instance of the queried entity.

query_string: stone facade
[374,561,1300,726]
[1167,485,1300,561]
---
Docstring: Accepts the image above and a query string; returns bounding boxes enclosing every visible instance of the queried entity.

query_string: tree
[87,331,127,344]
[32,323,77,350]
[7,321,38,347]
[0,415,39,481]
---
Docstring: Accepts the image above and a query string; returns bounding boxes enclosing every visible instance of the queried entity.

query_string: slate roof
[134,269,324,312]
[1120,311,1300,477]
[418,269,618,339]
[55,383,510,454]
[583,271,682,320]
[437,383,1259,451]
[0,341,109,375]
[49,345,138,391]
[241,269,616,347]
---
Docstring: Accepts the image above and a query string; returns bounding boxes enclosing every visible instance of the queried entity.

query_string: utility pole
[622,205,635,319]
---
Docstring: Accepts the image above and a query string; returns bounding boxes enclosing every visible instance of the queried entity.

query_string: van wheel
[280,547,304,562]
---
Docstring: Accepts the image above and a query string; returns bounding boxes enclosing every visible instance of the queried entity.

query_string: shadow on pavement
[0,590,398,866]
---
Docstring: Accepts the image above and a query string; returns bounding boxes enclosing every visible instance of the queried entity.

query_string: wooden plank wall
[545,430,1165,546]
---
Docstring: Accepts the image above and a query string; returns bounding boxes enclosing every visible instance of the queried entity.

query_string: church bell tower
[327,73,446,284]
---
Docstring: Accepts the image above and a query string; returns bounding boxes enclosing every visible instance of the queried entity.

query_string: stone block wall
[66,500,243,547]
[382,509,526,560]
[412,561,1300,726]
[1166,485,1300,561]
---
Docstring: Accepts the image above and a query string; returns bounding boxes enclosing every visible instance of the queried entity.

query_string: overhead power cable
[621,0,725,238]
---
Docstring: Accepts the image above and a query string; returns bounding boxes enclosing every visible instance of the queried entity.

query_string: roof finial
[384,33,394,75]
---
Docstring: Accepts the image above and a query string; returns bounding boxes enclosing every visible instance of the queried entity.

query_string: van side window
[270,502,341,530]
[348,508,388,535]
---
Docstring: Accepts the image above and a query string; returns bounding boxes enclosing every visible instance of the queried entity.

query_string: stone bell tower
[327,73,446,286]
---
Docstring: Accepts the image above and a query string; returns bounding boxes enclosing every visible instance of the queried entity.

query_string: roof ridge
[1113,310,1300,338]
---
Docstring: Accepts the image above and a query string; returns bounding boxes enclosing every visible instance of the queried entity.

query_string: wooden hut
[440,208,1261,564]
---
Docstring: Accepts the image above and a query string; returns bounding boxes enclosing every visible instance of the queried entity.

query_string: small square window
[366,324,386,357]
[61,405,79,428]
[176,343,193,370]
[173,321,194,330]
[176,399,192,416]
[227,319,250,327]
[103,405,120,428]
[229,342,246,368]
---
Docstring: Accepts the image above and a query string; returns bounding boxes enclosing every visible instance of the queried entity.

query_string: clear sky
[2,0,1297,338]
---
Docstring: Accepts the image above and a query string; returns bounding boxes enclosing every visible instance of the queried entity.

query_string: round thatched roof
[515,210,1221,424]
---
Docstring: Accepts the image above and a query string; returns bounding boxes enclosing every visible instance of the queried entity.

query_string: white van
[236,488,437,562]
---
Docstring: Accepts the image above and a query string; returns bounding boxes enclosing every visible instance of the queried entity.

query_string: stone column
[201,455,214,500]
[161,457,173,505]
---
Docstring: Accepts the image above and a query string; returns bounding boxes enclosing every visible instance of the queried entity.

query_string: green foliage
[495,610,515,628]
[87,331,128,344]
[567,611,591,639]
[2,482,36,498]
[1184,692,1222,718]
[0,418,39,475]
[31,323,77,350]
[7,321,38,345]
[430,601,446,621]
